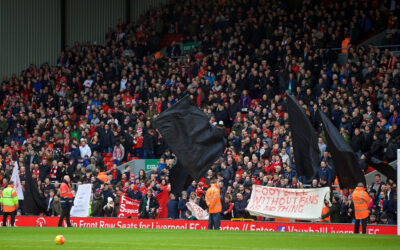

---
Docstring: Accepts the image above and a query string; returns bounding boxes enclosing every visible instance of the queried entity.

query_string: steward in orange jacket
[351,182,371,234]
[321,201,330,223]
[206,183,222,214]
[205,179,222,230]
[1,181,19,226]
[58,175,73,227]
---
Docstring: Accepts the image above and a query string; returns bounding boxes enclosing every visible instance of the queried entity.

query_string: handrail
[370,44,400,49]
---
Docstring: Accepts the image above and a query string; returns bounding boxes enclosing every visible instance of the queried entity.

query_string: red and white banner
[186,201,209,220]
[118,196,140,218]
[246,185,330,220]
[155,187,169,219]
[0,216,396,235]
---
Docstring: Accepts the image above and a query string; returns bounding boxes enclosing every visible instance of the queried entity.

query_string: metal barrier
[231,218,254,222]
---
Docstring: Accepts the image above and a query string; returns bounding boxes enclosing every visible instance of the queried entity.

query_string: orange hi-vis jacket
[205,184,222,214]
[341,38,350,53]
[0,185,19,212]
[351,187,371,220]
[60,182,73,199]
[321,205,330,222]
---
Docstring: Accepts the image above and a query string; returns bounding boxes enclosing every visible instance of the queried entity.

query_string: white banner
[11,162,24,200]
[246,185,330,220]
[186,201,209,220]
[70,184,92,217]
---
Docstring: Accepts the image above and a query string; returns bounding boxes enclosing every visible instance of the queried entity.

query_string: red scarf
[32,169,39,177]
[113,146,123,159]
[112,170,117,180]
[50,166,58,179]
[63,144,70,154]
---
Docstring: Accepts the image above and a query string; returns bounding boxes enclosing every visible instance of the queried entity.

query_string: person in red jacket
[58,175,73,227]
[221,194,233,220]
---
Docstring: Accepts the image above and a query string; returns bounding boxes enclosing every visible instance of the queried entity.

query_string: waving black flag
[319,110,366,189]
[23,163,46,215]
[154,95,226,183]
[168,161,193,196]
[366,157,397,182]
[286,94,320,183]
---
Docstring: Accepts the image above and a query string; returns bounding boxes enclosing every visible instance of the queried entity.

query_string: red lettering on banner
[311,195,319,205]
[271,197,279,206]
[299,196,306,206]
[252,195,265,210]
[268,188,277,196]
[260,186,269,196]
[118,196,140,218]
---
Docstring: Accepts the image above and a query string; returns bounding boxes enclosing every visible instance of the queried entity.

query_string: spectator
[178,191,188,219]
[44,190,55,216]
[370,174,384,196]
[380,213,395,225]
[139,189,159,219]
[221,194,233,221]
[51,195,62,217]
[103,197,115,217]
[112,141,125,166]
[317,161,332,185]
[128,185,142,201]
[186,181,197,195]
[142,129,155,159]
[185,210,196,221]
[321,196,341,223]
[317,137,326,157]
[79,138,92,158]
[91,193,104,217]
[107,164,122,186]
[233,193,247,218]
[167,193,179,219]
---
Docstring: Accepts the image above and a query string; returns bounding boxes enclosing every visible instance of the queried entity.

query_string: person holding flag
[0,180,19,227]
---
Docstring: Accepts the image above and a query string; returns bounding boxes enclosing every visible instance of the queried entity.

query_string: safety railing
[231,218,255,222]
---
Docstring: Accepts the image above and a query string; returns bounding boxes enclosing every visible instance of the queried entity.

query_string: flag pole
[397,149,400,236]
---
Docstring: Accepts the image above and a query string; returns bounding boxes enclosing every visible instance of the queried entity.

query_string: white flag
[70,184,92,217]
[11,161,24,200]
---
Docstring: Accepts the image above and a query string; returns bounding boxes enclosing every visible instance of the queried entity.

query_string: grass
[0,227,399,249]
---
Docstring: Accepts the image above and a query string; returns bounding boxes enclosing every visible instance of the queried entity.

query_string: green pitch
[0,227,399,249]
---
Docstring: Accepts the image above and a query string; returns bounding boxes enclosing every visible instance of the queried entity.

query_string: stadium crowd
[0,0,399,225]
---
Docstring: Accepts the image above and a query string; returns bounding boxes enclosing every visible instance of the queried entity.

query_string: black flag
[366,157,397,182]
[319,110,366,189]
[154,95,226,181]
[23,164,46,215]
[169,161,193,196]
[286,94,320,183]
